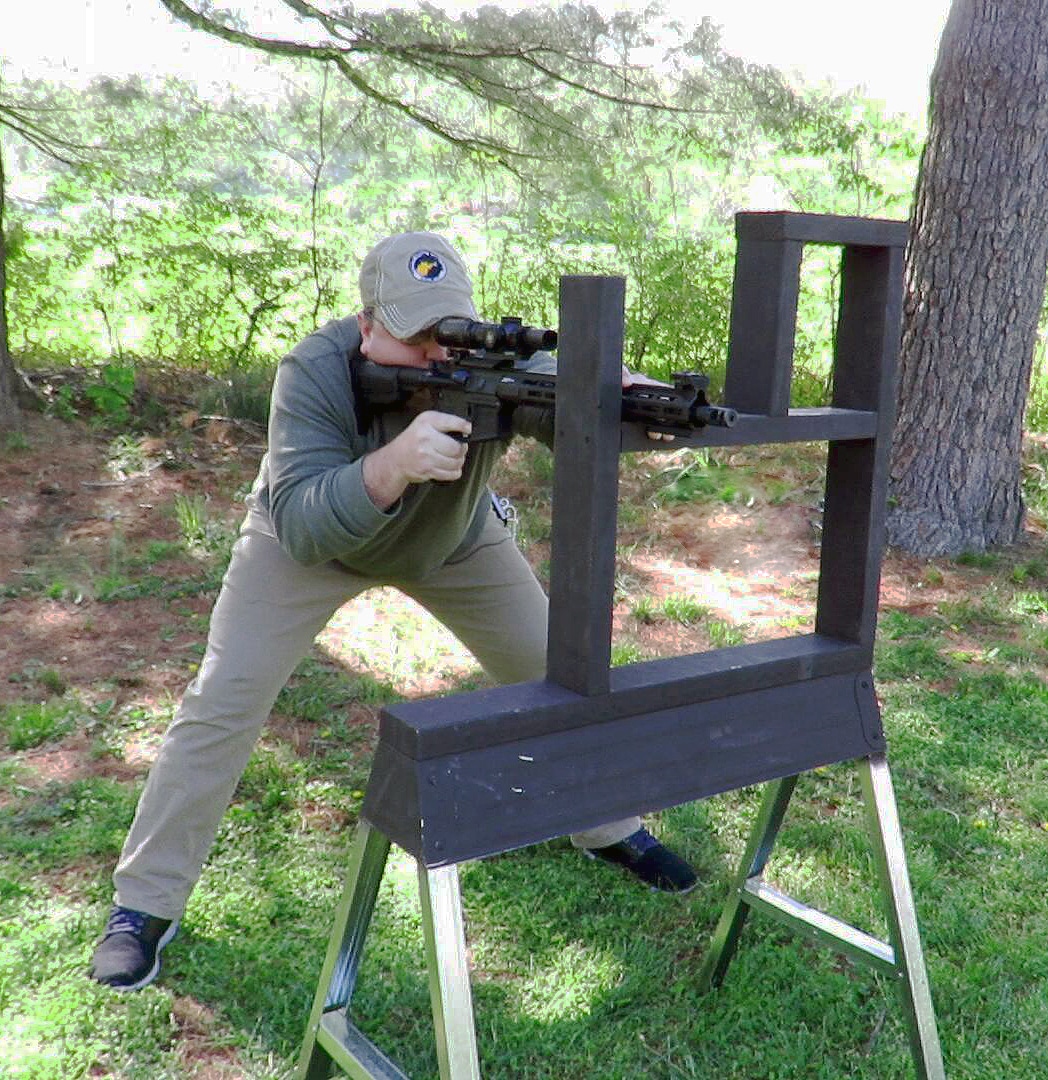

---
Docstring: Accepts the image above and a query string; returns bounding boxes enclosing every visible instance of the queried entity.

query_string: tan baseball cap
[359,232,478,339]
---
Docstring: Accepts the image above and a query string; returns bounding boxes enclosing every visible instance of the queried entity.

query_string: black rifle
[353,316,736,443]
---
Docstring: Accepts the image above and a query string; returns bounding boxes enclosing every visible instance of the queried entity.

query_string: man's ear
[357,312,373,356]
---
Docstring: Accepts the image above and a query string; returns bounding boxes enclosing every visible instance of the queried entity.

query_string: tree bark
[887,0,1048,555]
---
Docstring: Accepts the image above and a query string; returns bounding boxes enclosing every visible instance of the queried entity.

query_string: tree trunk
[887,0,1048,555]
[0,137,23,433]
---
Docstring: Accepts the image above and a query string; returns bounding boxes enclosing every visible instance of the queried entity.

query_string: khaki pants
[114,504,639,919]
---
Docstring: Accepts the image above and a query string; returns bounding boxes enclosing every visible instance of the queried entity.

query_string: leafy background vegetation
[5,24,925,417]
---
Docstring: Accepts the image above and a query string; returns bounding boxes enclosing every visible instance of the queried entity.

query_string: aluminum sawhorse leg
[295,822,481,1080]
[698,753,945,1079]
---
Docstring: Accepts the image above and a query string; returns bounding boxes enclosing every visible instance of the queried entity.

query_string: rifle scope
[435,317,557,356]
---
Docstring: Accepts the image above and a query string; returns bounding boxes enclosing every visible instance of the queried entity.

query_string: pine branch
[155,0,694,169]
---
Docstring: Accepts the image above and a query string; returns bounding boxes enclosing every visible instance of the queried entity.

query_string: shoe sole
[108,920,180,993]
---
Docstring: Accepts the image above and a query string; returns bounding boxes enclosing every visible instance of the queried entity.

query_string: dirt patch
[171,997,244,1078]
[1,413,256,708]
[630,500,821,634]
[16,729,146,787]
[2,591,214,707]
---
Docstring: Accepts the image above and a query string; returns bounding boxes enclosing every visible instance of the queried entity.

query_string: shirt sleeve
[265,339,398,566]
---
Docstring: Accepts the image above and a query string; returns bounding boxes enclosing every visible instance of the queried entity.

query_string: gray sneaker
[89,906,179,991]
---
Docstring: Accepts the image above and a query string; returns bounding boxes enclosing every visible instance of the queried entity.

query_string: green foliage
[172,492,235,561]
[4,16,923,391]
[955,550,1000,570]
[660,593,709,626]
[1010,557,1047,584]
[0,775,138,867]
[610,642,645,666]
[7,77,322,373]
[173,493,210,548]
[707,617,747,647]
[105,434,147,476]
[630,595,658,624]
[880,608,944,640]
[45,385,78,422]
[277,659,372,722]
[194,367,274,425]
[656,449,752,505]
[84,363,135,423]
[95,569,223,603]
[1010,589,1048,617]
[875,638,952,682]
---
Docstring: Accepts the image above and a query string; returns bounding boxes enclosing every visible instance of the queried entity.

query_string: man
[89,231,697,992]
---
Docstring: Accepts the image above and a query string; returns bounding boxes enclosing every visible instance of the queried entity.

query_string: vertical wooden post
[815,244,906,650]
[723,235,804,416]
[546,275,626,695]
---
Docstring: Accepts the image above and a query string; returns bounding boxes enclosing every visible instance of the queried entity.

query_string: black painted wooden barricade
[296,212,945,1079]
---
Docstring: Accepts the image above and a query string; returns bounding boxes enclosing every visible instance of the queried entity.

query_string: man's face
[358,315,449,368]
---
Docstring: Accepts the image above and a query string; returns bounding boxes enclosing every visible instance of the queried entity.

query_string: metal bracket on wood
[699,753,945,1080]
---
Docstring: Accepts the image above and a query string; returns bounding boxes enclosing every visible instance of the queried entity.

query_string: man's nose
[424,340,448,361]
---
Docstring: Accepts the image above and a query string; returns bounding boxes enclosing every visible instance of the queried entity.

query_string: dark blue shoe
[584,827,698,893]
[89,906,179,991]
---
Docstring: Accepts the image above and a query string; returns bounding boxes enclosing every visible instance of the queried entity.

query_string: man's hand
[363,410,472,509]
[622,365,676,442]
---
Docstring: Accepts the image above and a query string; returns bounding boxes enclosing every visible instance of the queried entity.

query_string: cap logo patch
[410,251,447,282]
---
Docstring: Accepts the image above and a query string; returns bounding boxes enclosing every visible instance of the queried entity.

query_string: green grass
[4,431,31,452]
[707,618,747,647]
[655,450,756,506]
[172,493,237,562]
[193,367,274,426]
[611,642,646,667]
[660,593,710,626]
[0,698,77,750]
[0,525,225,605]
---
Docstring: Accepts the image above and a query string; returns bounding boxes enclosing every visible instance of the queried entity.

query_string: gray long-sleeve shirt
[249,317,507,581]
